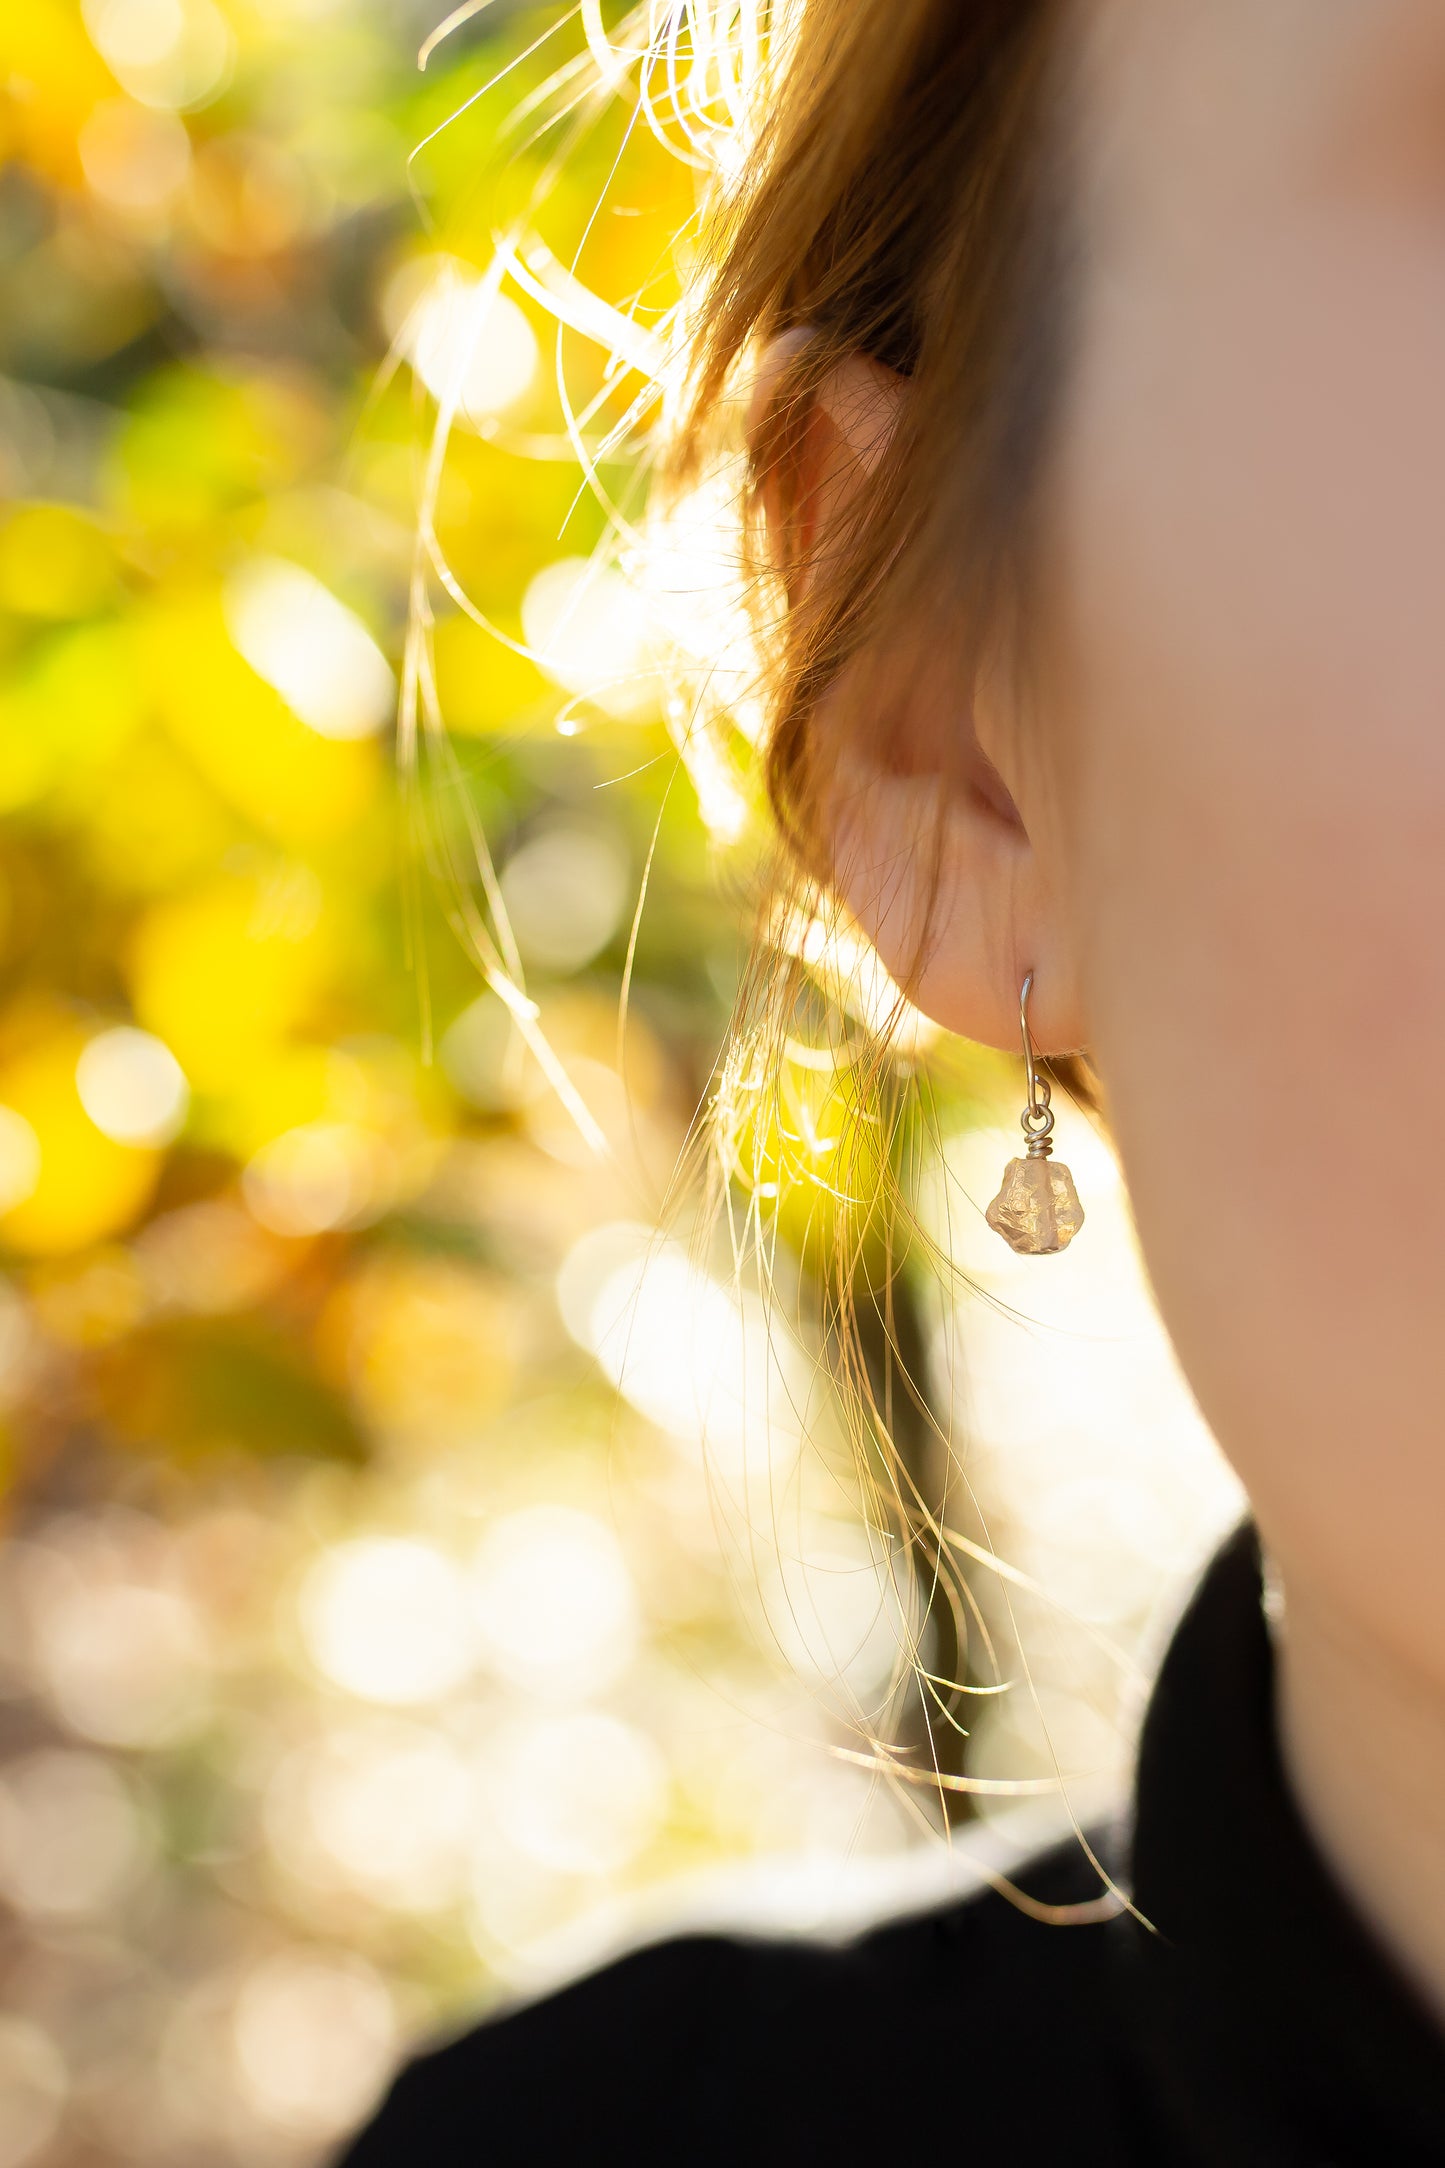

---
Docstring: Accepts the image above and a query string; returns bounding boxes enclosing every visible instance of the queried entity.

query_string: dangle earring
[985,972,1084,1256]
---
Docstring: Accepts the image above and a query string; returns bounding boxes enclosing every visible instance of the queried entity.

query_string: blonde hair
[668,0,1069,874]
[408,1,1100,1831]
[670,0,1095,1812]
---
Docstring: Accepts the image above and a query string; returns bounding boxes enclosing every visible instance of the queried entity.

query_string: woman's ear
[827,701,1086,1055]
[746,341,905,604]
[746,340,1085,1056]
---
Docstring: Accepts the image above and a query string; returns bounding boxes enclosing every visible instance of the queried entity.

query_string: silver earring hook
[1019,972,1054,1143]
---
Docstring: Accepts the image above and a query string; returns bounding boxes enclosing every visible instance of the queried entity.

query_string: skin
[803,0,1445,2022]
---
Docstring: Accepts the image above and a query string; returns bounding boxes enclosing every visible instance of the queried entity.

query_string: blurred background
[0,4,1243,2162]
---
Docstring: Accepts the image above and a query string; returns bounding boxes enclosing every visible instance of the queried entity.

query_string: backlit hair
[412,1,1103,1839]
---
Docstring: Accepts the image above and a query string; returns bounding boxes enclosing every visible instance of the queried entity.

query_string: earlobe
[828,744,1085,1056]
[747,338,1085,1056]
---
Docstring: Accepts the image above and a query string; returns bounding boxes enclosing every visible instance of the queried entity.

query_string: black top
[339,1529,1445,2165]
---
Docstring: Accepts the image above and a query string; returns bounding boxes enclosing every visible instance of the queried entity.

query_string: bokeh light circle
[76,1027,189,1148]
[232,1952,394,2141]
[224,558,394,741]
[0,1750,153,1921]
[488,1710,668,1877]
[300,1539,475,1706]
[470,1505,640,1703]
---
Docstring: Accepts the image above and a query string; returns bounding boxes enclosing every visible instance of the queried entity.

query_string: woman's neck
[1276,1576,1445,2030]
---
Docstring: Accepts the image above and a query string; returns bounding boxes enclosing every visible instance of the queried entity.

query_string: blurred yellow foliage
[0,12,971,2157]
[32,1245,147,1346]
[129,869,336,1093]
[431,613,550,737]
[320,1250,522,1445]
[109,367,328,539]
[0,2,112,184]
[138,587,380,844]
[0,1018,160,1255]
[0,504,118,620]
[0,619,143,814]
[76,735,236,893]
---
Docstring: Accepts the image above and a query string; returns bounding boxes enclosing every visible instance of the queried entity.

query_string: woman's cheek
[1043,208,1445,1666]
